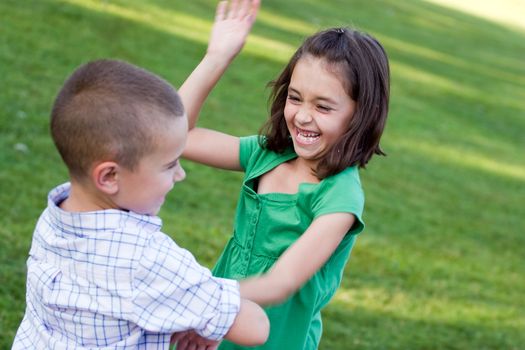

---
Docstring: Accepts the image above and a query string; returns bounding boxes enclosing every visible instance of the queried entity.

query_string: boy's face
[115,116,187,216]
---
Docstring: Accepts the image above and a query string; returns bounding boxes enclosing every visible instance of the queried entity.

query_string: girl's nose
[173,164,186,183]
[295,107,313,125]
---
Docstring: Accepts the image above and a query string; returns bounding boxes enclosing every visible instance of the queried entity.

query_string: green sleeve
[238,135,260,171]
[311,167,365,235]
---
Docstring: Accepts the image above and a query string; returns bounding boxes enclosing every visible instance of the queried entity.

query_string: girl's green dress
[214,136,365,350]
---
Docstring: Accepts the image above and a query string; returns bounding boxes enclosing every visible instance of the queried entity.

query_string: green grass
[1,0,524,348]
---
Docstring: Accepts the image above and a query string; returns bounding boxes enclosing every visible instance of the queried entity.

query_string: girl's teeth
[297,130,320,144]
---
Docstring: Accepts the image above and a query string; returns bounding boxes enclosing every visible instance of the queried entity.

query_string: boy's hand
[207,0,260,62]
[171,331,221,350]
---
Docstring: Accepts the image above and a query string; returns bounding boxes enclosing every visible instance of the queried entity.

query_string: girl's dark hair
[260,27,390,179]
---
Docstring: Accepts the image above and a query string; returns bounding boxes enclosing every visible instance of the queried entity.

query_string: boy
[12,59,269,349]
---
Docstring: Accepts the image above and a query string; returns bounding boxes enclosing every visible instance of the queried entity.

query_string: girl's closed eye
[317,104,333,112]
[287,94,301,103]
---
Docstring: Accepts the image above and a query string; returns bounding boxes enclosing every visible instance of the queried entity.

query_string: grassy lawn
[1,0,524,348]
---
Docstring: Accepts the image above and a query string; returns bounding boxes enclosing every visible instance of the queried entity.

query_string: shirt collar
[46,182,162,236]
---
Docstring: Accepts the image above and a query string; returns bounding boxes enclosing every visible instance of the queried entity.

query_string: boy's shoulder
[36,182,164,264]
[45,182,163,231]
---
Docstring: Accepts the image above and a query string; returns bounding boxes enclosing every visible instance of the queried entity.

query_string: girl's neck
[289,157,319,182]
[256,157,319,195]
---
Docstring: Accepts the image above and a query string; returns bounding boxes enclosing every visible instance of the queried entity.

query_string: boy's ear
[92,161,120,195]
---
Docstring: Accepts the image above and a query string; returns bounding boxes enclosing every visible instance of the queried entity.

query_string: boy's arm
[174,298,269,350]
[179,0,260,171]
[239,213,356,305]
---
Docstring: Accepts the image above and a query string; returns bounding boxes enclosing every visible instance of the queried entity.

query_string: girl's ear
[91,161,120,195]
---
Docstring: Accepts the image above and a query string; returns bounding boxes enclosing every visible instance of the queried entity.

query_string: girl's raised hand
[206,0,260,62]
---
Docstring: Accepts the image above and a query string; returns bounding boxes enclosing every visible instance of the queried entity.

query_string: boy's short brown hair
[50,59,184,181]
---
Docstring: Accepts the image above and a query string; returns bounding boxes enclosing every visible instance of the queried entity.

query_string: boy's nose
[173,164,186,183]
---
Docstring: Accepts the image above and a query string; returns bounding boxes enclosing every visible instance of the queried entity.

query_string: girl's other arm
[179,0,260,170]
[239,213,355,305]
[224,297,269,345]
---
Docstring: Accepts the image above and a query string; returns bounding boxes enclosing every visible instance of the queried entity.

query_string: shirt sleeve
[131,232,240,340]
[311,167,365,235]
[239,135,260,171]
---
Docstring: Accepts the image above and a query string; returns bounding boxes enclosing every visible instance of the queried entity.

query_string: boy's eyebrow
[164,158,179,168]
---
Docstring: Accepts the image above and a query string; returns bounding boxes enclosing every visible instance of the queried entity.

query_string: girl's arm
[179,0,260,171]
[239,213,356,305]
[224,297,269,345]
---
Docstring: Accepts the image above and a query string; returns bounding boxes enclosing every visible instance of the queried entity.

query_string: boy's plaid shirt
[12,183,240,349]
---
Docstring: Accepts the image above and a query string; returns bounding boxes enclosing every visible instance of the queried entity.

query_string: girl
[176,0,389,349]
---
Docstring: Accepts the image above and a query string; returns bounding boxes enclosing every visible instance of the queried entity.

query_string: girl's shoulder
[239,135,296,174]
[305,166,365,222]
[318,166,362,192]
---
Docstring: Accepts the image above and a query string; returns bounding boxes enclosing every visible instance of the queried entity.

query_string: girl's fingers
[170,331,188,345]
[219,0,259,23]
[249,0,261,21]
[215,1,227,21]
[237,0,260,22]
[237,0,250,19]
[177,336,189,350]
[227,0,240,19]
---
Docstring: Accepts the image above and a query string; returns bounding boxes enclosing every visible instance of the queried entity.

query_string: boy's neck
[60,180,118,213]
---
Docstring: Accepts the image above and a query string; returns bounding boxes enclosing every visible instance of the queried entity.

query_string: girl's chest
[238,177,317,256]
[256,160,319,195]
[237,194,311,258]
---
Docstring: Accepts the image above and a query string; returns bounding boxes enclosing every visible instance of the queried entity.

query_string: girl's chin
[293,148,324,162]
[293,140,321,154]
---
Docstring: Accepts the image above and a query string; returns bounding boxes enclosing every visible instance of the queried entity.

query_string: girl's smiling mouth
[295,127,320,145]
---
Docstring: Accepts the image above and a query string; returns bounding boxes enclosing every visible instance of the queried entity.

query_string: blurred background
[1,0,523,348]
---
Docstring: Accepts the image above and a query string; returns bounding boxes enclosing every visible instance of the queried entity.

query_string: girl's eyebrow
[288,87,300,94]
[289,86,337,104]
[317,96,338,104]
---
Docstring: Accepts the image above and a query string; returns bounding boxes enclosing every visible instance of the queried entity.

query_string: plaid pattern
[13,183,240,349]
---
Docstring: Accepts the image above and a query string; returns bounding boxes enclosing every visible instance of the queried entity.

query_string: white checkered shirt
[12,183,240,349]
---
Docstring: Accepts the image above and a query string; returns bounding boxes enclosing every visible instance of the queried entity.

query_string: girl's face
[284,55,356,167]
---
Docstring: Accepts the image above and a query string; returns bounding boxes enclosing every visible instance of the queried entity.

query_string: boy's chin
[141,208,159,216]
[148,206,163,216]
[124,206,160,216]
